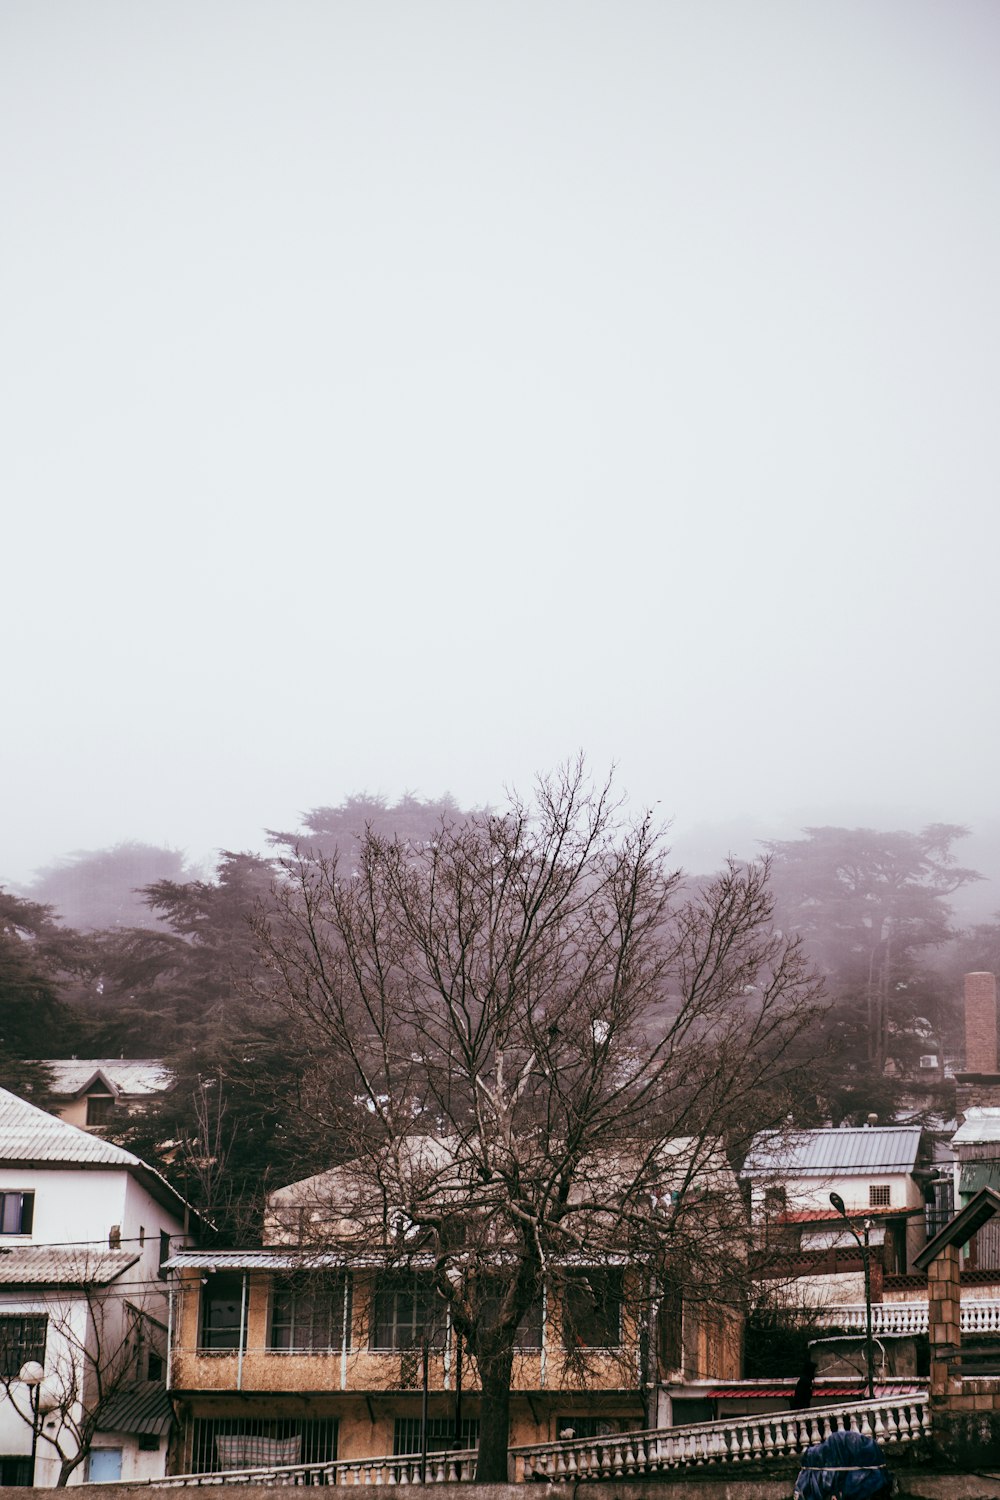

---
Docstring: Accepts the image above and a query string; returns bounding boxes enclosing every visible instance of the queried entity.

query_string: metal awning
[959,1162,1000,1196]
[97,1382,174,1436]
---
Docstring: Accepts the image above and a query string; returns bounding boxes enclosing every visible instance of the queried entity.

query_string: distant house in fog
[742,1124,939,1303]
[35,1061,173,1133]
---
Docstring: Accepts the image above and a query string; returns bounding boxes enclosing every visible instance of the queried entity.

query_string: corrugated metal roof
[0,1087,146,1166]
[952,1108,1000,1145]
[37,1060,172,1099]
[165,1250,392,1271]
[960,1162,1000,1195]
[98,1381,173,1436]
[0,1087,205,1230]
[743,1127,923,1178]
[0,1247,139,1286]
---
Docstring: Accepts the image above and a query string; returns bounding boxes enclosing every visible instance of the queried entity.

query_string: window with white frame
[869,1184,891,1208]
[370,1276,445,1350]
[199,1274,246,1351]
[268,1275,351,1351]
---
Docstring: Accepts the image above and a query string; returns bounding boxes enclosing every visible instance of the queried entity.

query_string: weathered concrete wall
[14,1476,1000,1500]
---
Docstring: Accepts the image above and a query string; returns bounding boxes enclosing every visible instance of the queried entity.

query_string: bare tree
[253,761,822,1480]
[0,1269,164,1486]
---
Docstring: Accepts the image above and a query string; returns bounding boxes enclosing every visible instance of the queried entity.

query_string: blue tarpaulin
[793,1427,891,1500]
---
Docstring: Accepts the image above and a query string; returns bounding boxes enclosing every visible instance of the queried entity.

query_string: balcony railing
[511,1394,930,1481]
[811,1299,1000,1335]
[143,1451,479,1488]
[118,1395,929,1486]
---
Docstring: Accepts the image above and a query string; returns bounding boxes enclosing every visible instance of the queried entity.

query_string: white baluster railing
[511,1394,931,1482]
[114,1395,931,1488]
[143,1450,479,1488]
[805,1298,1000,1336]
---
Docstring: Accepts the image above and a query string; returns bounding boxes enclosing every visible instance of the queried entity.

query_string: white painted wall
[0,1165,128,1249]
[749,1170,922,1220]
[0,1163,192,1484]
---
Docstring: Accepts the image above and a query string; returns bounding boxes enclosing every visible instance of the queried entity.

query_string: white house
[742,1126,936,1305]
[0,1087,198,1485]
[34,1060,172,1134]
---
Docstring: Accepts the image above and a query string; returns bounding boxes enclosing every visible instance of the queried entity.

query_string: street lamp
[829,1192,875,1400]
[18,1361,45,1485]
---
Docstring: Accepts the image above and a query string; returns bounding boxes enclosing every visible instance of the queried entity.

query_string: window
[562,1269,623,1349]
[86,1450,122,1483]
[478,1286,543,1349]
[869,1184,891,1209]
[763,1186,787,1215]
[393,1418,479,1455]
[269,1275,351,1351]
[0,1316,46,1376]
[85,1093,115,1127]
[188,1417,337,1474]
[371,1276,445,1350]
[0,1193,33,1236]
[0,1457,34,1486]
[147,1350,164,1381]
[199,1274,247,1351]
[158,1230,171,1280]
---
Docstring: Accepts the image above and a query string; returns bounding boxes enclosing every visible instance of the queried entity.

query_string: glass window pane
[200,1275,246,1350]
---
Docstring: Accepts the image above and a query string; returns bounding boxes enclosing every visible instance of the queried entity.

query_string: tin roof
[0,1087,147,1166]
[98,1381,173,1436]
[952,1108,1000,1146]
[0,1246,139,1286]
[165,1249,394,1272]
[743,1127,924,1178]
[37,1060,172,1099]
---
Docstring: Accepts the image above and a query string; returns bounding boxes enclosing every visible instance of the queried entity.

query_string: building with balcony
[163,1139,743,1473]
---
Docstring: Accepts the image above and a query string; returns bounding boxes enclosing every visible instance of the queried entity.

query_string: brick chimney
[964,972,999,1075]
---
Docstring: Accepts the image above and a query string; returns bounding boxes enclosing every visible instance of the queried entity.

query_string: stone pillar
[928,1242,962,1401]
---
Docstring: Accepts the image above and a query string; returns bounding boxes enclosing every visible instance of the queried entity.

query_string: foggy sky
[3,1,999,890]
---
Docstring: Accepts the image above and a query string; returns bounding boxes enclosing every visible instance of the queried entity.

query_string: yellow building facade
[165,1253,740,1473]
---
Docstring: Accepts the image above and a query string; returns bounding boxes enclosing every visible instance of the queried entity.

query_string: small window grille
[393,1418,479,1455]
[0,1315,47,1375]
[869,1184,891,1208]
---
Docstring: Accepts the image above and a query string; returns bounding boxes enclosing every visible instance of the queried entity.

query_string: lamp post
[829,1192,875,1400]
[18,1361,45,1485]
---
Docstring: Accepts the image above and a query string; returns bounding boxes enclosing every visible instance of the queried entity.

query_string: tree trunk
[475,1343,514,1482]
[57,1456,82,1487]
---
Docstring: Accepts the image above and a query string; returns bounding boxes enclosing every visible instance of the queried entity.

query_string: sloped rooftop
[38,1059,172,1099]
[98,1381,174,1436]
[743,1126,924,1178]
[0,1246,139,1286]
[0,1087,203,1227]
[952,1108,1000,1146]
[0,1087,146,1166]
